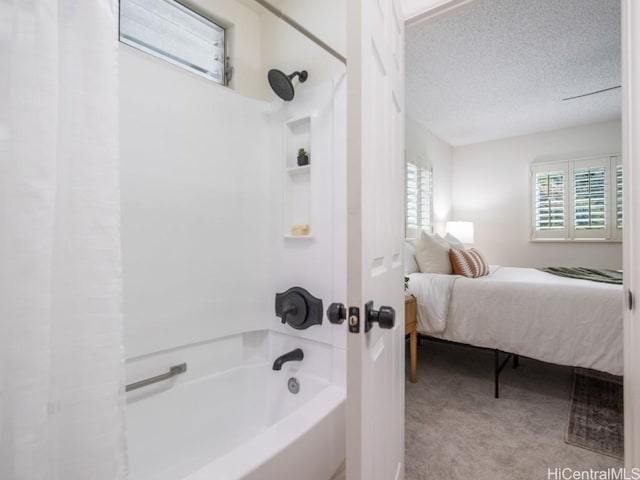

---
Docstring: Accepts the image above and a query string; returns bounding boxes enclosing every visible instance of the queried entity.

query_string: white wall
[120,46,273,358]
[405,116,453,235]
[451,119,623,268]
[259,0,346,100]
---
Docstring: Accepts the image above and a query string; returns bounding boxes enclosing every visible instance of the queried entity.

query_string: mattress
[407,266,623,375]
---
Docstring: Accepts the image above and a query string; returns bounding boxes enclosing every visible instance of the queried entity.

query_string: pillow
[414,231,453,274]
[449,247,490,278]
[444,233,465,250]
[404,240,419,275]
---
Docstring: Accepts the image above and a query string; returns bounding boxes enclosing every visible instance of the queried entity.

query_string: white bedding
[407,266,623,375]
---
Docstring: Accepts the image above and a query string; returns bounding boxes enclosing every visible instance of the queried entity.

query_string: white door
[346,0,405,479]
[622,0,640,468]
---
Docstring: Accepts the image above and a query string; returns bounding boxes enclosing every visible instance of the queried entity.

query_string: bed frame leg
[494,349,500,398]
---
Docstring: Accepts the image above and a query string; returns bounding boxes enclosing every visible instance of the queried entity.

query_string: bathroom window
[120,0,227,85]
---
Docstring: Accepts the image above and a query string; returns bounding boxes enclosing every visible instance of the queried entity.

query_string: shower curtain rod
[253,0,347,65]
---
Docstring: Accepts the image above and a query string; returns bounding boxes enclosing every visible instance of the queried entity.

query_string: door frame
[622,0,639,468]
[405,0,639,467]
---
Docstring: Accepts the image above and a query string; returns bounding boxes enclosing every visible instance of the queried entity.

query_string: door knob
[364,301,395,332]
[327,302,346,324]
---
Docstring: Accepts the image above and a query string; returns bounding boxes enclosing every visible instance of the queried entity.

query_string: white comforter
[407,266,623,375]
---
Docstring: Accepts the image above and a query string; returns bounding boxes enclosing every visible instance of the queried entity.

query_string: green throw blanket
[537,267,623,285]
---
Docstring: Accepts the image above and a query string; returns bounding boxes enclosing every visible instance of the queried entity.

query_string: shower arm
[253,0,347,66]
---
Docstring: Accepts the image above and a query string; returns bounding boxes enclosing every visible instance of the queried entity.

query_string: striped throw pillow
[449,248,490,278]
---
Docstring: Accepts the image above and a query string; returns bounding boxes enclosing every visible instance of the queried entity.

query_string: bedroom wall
[120,30,273,358]
[406,116,454,235]
[451,119,622,269]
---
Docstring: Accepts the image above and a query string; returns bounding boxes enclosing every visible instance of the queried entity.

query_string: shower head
[267,69,308,101]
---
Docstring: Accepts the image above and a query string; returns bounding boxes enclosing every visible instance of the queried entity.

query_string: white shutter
[572,157,609,239]
[531,162,568,239]
[614,156,623,240]
[405,163,419,236]
[532,155,621,241]
[405,162,432,237]
[419,167,433,232]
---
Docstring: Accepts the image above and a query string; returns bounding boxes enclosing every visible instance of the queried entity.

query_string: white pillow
[414,231,453,274]
[444,233,465,250]
[404,240,419,275]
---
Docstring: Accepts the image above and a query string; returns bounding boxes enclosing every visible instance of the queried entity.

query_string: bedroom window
[119,0,228,85]
[406,162,433,238]
[531,155,621,241]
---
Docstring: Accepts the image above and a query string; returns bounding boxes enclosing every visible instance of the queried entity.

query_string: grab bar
[126,363,187,392]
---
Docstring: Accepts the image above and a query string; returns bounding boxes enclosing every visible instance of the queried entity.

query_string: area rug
[565,368,623,459]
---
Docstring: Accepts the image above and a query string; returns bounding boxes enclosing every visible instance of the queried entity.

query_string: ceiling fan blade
[562,85,621,101]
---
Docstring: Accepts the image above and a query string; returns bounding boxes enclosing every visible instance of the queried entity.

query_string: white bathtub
[126,332,346,480]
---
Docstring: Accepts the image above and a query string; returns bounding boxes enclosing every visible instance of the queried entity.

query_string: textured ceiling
[405,0,621,146]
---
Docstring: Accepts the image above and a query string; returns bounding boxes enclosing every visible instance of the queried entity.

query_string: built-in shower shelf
[283,234,313,239]
[283,114,313,238]
[286,165,311,176]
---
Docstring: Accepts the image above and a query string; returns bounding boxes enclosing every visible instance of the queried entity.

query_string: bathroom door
[346,0,405,479]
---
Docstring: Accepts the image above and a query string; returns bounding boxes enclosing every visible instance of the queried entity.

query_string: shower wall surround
[120,46,273,357]
[268,76,348,357]
[119,2,346,362]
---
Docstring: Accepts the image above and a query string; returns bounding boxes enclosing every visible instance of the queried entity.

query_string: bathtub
[126,331,346,480]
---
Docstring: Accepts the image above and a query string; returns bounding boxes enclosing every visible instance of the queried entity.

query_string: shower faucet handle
[275,286,322,330]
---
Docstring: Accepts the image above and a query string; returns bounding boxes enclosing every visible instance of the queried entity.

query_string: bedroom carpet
[566,369,623,459]
[405,340,623,480]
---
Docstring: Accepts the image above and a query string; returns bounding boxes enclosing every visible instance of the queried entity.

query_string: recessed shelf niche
[283,115,312,238]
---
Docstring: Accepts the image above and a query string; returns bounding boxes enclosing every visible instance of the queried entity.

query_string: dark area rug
[565,368,623,459]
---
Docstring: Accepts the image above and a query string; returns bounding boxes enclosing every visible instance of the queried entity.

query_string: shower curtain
[0,1,126,479]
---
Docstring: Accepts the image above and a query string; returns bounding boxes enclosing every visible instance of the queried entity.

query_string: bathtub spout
[272,348,304,370]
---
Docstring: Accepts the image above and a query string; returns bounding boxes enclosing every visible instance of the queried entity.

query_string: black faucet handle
[275,287,322,330]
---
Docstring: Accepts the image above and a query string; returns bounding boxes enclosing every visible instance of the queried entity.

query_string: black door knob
[364,301,396,332]
[327,303,346,324]
[376,306,395,329]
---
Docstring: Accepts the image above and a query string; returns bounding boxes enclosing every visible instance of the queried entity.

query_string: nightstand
[405,294,417,383]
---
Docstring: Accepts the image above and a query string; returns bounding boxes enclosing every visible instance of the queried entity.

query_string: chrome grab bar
[126,363,187,392]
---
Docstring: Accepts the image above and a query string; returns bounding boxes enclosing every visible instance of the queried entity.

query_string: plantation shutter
[573,166,606,232]
[616,165,623,229]
[532,163,567,239]
[532,155,621,241]
[405,162,433,237]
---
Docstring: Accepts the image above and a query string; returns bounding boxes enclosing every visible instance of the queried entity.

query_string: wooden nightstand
[405,294,417,383]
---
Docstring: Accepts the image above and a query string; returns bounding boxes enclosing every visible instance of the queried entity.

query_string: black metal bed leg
[513,354,519,369]
[494,349,500,398]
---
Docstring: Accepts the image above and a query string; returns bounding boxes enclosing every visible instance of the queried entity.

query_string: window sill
[530,238,622,244]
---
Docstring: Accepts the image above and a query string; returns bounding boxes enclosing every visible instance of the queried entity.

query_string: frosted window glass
[120,0,226,84]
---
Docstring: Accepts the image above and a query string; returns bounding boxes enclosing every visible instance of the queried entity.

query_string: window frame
[119,0,228,86]
[530,154,621,242]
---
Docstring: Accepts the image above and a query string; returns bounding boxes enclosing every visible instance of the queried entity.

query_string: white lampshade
[446,221,474,244]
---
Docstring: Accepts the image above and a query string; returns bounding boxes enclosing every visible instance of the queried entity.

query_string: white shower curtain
[0,2,126,479]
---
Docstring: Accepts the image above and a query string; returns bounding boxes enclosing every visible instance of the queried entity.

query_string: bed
[406,265,624,392]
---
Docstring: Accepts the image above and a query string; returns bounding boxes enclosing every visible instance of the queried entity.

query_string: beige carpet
[405,340,623,480]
